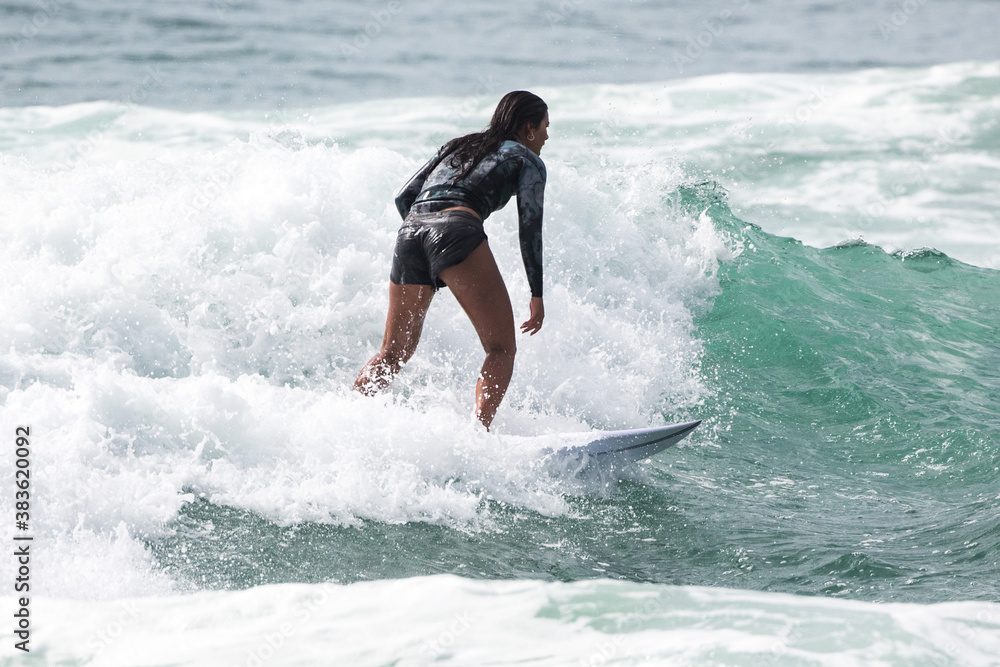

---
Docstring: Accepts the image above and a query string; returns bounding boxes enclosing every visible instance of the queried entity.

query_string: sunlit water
[2,2,1000,664]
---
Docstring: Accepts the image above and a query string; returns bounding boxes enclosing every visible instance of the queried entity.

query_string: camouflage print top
[394,139,546,297]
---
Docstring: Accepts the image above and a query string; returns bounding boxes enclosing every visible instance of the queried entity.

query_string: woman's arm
[394,144,451,219]
[515,156,546,298]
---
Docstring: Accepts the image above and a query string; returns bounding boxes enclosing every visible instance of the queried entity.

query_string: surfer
[354,90,549,430]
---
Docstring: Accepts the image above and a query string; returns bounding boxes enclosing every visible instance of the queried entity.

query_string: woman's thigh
[382,282,434,356]
[437,241,515,352]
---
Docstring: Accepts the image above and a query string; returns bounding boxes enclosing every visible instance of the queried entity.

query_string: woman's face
[521,112,549,155]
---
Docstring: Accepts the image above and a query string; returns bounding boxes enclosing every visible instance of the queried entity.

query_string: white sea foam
[5,61,998,266]
[3,576,998,666]
[0,94,722,598]
[1,64,997,619]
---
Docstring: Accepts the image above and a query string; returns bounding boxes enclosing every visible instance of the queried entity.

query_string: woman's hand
[520,297,544,335]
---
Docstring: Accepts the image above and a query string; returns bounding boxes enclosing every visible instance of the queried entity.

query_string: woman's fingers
[520,298,544,335]
[520,317,541,335]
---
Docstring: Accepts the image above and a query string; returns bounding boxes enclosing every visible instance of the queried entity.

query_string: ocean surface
[2,1,1000,665]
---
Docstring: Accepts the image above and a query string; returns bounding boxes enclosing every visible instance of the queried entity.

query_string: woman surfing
[354,90,549,430]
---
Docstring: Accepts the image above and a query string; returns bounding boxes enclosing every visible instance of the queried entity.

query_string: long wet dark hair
[440,91,548,180]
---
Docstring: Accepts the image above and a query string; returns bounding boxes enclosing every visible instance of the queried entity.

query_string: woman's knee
[483,336,516,359]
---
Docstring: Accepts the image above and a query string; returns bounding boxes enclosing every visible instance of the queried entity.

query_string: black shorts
[389,209,487,290]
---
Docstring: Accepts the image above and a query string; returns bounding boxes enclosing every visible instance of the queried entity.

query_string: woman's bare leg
[354,282,434,395]
[437,241,516,430]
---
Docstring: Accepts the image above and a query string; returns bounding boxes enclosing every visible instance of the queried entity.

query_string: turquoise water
[3,70,1000,663]
[5,0,1000,109]
[143,181,999,606]
[2,2,1000,663]
[688,183,1000,601]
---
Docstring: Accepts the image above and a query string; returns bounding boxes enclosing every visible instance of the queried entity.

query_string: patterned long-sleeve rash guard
[394,139,546,298]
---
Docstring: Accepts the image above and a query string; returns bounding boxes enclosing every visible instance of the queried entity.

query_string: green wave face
[676,182,1000,599]
[149,183,1000,605]
[686,181,999,465]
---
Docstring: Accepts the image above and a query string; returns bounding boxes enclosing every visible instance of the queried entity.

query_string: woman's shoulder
[498,140,545,171]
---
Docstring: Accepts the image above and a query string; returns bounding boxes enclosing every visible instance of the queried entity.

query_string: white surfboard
[546,419,701,467]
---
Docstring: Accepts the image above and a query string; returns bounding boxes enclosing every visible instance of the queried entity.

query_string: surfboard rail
[549,419,702,466]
